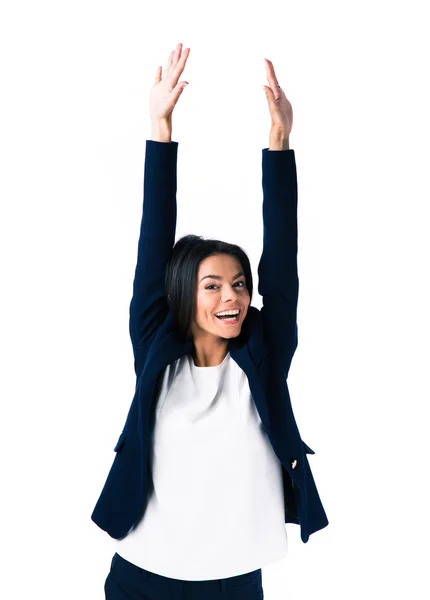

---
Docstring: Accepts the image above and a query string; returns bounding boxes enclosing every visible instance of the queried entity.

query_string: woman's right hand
[150,43,190,124]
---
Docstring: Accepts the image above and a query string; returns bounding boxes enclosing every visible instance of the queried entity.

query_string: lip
[214,309,241,317]
[214,309,241,324]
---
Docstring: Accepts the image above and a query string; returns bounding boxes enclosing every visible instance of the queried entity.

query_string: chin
[221,327,242,339]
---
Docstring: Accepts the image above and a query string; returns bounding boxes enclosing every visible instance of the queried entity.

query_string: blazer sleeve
[257,148,299,377]
[129,140,179,349]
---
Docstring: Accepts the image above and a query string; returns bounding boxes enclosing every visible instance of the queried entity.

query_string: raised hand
[263,58,293,138]
[150,43,191,124]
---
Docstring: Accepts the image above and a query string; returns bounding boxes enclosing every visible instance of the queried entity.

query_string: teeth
[216,310,239,317]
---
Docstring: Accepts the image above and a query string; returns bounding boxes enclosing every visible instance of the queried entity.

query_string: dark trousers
[105,553,264,599]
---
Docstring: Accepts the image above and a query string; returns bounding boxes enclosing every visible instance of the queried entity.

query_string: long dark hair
[164,234,254,341]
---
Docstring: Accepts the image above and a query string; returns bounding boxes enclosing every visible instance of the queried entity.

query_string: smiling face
[191,254,251,340]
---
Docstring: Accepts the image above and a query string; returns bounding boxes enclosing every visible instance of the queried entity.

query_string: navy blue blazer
[91,140,329,544]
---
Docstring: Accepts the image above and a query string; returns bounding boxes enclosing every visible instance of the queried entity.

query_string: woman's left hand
[263,58,293,137]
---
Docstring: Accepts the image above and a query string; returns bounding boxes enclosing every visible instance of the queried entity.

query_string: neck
[191,342,229,367]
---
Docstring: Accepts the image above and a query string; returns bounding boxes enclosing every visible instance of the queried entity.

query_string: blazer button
[291,459,297,469]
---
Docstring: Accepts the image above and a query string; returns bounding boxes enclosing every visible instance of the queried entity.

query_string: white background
[1,1,429,598]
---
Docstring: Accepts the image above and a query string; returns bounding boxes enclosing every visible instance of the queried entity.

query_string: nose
[221,286,239,302]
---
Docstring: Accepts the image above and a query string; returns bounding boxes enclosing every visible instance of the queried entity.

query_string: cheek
[195,294,214,316]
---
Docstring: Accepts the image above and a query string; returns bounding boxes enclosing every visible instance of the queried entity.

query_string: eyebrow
[200,271,244,283]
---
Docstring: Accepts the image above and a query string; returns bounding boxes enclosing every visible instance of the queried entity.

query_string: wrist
[269,129,289,151]
[151,119,172,143]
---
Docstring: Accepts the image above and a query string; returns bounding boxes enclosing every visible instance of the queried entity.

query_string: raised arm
[129,139,178,351]
[129,43,191,356]
[258,59,298,377]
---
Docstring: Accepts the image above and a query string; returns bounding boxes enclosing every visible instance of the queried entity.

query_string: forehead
[198,254,241,274]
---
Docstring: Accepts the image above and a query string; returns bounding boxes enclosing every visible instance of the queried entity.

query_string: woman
[93,42,329,600]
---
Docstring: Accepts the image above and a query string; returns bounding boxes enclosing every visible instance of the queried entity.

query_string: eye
[205,281,246,290]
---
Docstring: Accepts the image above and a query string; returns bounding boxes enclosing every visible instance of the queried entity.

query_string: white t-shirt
[114,350,288,580]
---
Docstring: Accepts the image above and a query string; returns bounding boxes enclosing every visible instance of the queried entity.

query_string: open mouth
[215,310,240,324]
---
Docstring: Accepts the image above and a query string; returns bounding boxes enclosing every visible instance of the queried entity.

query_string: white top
[114,350,288,580]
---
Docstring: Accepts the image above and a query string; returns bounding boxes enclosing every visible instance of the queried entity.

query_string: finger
[264,58,277,79]
[165,50,174,74]
[266,63,279,89]
[263,84,276,110]
[172,46,190,78]
[264,58,280,91]
[165,81,189,113]
[154,65,162,84]
[172,42,183,69]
